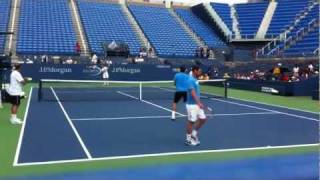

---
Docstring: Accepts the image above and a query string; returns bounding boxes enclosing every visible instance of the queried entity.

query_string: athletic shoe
[192,135,200,145]
[10,118,23,125]
[185,138,199,146]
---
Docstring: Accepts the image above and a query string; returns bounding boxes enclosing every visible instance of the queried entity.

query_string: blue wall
[4,64,178,81]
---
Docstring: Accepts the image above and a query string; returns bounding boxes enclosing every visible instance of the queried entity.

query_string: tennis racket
[202,104,213,113]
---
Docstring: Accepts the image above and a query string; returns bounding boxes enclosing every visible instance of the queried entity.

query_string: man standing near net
[171,66,189,120]
[185,65,207,146]
[6,64,27,125]
[101,64,109,86]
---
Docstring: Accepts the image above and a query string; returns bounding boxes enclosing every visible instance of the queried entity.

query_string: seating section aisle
[175,8,226,47]
[17,0,77,55]
[77,1,142,55]
[129,4,198,57]
[235,2,268,37]
[210,3,233,32]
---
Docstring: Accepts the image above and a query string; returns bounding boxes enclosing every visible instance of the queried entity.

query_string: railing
[267,45,279,56]
[256,1,318,57]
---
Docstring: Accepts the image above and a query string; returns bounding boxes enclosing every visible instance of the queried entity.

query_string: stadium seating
[210,3,233,32]
[283,28,319,56]
[235,2,268,36]
[129,4,198,57]
[269,3,319,56]
[266,0,310,36]
[77,1,141,55]
[0,0,11,53]
[17,0,77,55]
[174,8,226,47]
[287,3,319,36]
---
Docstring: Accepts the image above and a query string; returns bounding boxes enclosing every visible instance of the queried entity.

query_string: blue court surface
[14,87,319,166]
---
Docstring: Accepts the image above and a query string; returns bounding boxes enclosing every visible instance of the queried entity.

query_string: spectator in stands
[293,64,300,77]
[75,42,81,55]
[41,55,48,63]
[281,73,290,82]
[203,74,209,80]
[91,53,98,64]
[223,73,231,79]
[65,57,74,64]
[272,63,281,80]
[308,62,314,73]
[208,48,215,60]
[148,47,153,58]
[25,58,34,64]
[139,47,147,57]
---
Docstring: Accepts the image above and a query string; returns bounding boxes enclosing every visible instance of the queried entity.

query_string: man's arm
[191,89,203,109]
[16,72,26,85]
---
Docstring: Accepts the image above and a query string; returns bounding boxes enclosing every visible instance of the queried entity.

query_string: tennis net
[38,79,227,102]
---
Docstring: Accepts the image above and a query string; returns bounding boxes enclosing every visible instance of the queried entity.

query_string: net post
[38,79,42,101]
[224,80,228,98]
[139,82,142,100]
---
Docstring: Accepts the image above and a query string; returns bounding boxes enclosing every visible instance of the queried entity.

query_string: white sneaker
[185,138,199,146]
[192,135,200,145]
[10,118,23,125]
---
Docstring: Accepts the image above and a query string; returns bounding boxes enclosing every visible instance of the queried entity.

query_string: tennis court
[13,80,318,166]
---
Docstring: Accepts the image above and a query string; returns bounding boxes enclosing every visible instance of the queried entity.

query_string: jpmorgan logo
[83,65,102,76]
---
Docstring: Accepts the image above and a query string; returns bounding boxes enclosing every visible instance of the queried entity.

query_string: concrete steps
[256,1,277,39]
[68,0,90,57]
[5,0,21,61]
[168,8,205,47]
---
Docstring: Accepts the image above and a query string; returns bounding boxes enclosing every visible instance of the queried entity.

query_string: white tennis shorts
[186,104,206,122]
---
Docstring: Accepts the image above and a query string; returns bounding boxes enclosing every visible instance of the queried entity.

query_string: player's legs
[172,92,187,120]
[10,96,22,124]
[172,92,181,120]
[185,104,199,146]
[171,102,177,120]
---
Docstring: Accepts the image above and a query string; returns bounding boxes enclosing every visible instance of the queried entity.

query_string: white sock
[171,111,175,119]
[186,134,192,141]
[11,114,17,120]
[192,130,198,137]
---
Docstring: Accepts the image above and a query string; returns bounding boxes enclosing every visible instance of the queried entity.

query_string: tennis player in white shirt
[101,64,109,86]
[6,64,27,125]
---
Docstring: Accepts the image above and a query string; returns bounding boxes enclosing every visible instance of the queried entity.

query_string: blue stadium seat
[210,3,232,32]
[77,1,142,55]
[267,0,310,36]
[174,8,226,47]
[17,0,77,55]
[283,29,319,56]
[0,0,11,54]
[235,2,268,36]
[129,4,198,57]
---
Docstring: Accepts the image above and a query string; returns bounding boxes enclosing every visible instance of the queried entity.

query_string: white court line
[51,87,92,159]
[71,112,279,121]
[228,96,319,114]
[13,87,33,166]
[14,143,319,166]
[206,112,279,117]
[210,98,319,122]
[72,115,186,121]
[154,87,319,122]
[117,91,185,116]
